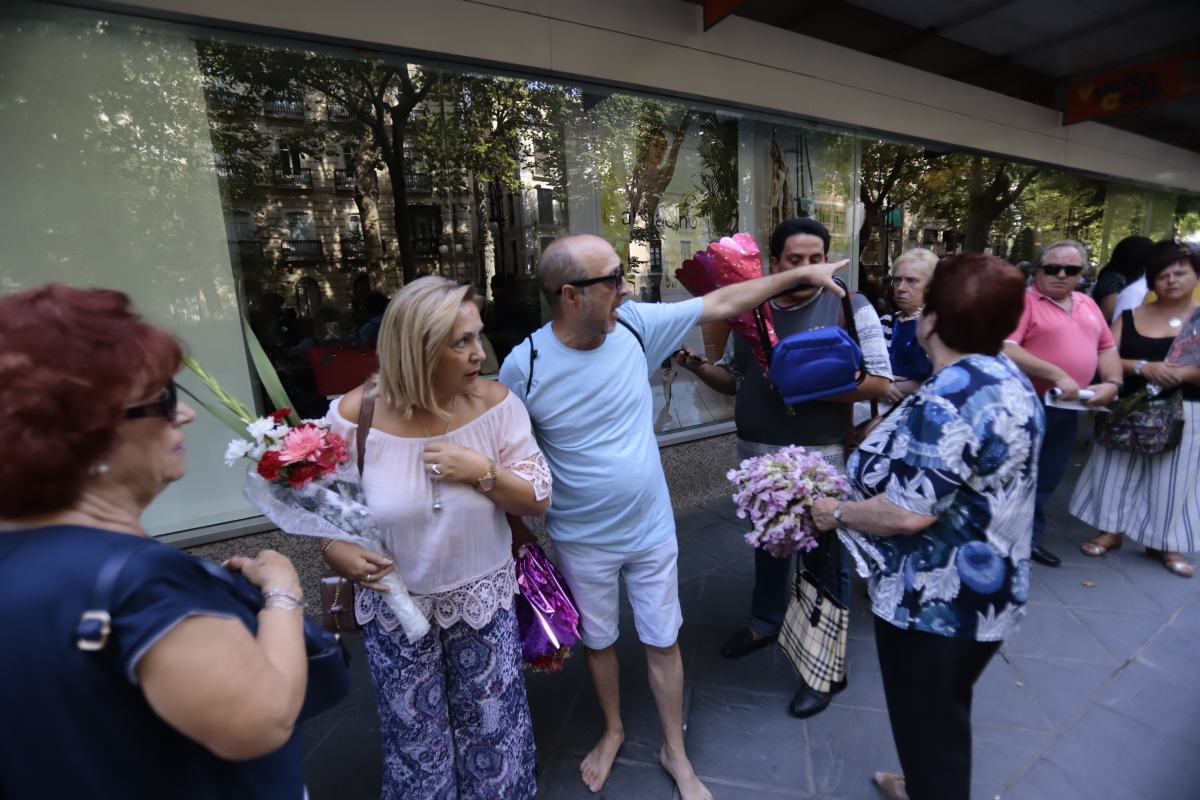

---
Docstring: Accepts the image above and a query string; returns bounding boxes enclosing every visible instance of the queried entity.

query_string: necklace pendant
[432,499,444,513]
[1169,316,1183,329]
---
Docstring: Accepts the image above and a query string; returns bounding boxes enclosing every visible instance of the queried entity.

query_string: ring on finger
[365,572,374,583]
[430,464,442,476]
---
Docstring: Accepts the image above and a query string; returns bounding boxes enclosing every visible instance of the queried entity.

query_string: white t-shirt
[1110,276,1148,322]
[499,298,703,552]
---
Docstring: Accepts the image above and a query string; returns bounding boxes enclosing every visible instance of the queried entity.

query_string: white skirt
[1068,399,1200,553]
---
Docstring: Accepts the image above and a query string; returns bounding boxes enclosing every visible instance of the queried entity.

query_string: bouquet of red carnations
[183,336,429,644]
[675,233,778,372]
[514,543,580,672]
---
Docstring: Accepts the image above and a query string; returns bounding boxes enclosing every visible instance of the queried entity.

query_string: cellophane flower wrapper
[727,445,850,558]
[245,462,430,643]
[514,543,580,673]
[675,232,778,372]
[1115,307,1200,416]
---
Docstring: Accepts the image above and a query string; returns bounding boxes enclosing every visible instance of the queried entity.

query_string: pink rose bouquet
[675,233,778,372]
[727,445,850,557]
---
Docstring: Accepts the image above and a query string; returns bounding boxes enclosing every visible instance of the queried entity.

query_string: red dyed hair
[924,254,1026,355]
[0,285,182,517]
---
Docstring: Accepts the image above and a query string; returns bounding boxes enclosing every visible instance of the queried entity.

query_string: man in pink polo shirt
[1004,239,1123,567]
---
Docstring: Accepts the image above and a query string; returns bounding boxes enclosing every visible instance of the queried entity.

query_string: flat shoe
[1149,549,1195,578]
[719,627,776,659]
[1081,533,1122,557]
[873,771,909,800]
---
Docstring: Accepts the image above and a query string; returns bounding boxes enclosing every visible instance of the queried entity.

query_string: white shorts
[552,536,682,650]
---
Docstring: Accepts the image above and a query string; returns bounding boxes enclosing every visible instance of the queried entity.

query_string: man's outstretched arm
[699,260,848,324]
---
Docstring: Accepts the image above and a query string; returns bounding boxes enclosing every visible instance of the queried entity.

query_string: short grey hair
[1036,239,1089,268]
[537,235,593,311]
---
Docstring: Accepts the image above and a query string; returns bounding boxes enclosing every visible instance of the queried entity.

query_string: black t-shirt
[0,525,304,800]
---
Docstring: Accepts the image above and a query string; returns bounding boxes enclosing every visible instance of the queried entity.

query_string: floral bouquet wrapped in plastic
[1114,307,1200,416]
[514,543,580,672]
[727,445,850,557]
[182,324,429,644]
[675,233,778,372]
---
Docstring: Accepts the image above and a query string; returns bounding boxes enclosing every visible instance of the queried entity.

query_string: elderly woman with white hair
[883,247,939,404]
[320,276,551,799]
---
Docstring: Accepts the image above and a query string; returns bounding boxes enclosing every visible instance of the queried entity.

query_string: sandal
[1081,532,1123,557]
[1148,548,1195,578]
[873,772,909,800]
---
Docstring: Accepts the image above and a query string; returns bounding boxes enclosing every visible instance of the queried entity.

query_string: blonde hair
[892,247,938,276]
[374,276,474,418]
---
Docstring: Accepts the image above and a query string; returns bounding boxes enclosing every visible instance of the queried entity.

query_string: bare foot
[873,771,909,800]
[580,729,623,792]
[660,744,713,800]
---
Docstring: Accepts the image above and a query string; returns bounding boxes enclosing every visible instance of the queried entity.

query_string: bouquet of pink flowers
[1114,307,1200,417]
[183,337,429,644]
[727,446,850,557]
[675,233,778,372]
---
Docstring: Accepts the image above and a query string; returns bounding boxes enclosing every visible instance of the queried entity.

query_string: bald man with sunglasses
[500,234,846,799]
[1003,239,1122,568]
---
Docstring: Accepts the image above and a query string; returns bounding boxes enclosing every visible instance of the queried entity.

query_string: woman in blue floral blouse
[813,254,1043,800]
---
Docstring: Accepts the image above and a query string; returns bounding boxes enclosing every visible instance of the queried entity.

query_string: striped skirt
[1068,399,1200,553]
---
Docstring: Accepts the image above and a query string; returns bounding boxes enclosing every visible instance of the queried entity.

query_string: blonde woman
[321,276,551,799]
[884,248,939,403]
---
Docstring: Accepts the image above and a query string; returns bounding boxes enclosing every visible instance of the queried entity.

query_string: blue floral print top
[843,353,1043,641]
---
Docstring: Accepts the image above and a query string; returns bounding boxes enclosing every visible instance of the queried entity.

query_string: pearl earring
[88,463,109,476]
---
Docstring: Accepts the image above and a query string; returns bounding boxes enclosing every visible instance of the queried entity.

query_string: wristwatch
[1134,360,1147,377]
[475,459,498,493]
[832,502,845,522]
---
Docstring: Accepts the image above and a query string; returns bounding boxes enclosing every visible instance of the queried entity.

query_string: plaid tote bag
[778,541,849,694]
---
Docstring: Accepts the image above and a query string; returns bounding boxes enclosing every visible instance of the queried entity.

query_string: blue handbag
[766,278,866,405]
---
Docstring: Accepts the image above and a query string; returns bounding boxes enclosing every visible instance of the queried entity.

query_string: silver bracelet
[262,595,303,612]
[262,588,303,605]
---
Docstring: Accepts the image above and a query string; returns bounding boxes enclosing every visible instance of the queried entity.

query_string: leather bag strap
[357,380,376,476]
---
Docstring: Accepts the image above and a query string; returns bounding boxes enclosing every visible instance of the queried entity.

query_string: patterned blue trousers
[363,605,537,800]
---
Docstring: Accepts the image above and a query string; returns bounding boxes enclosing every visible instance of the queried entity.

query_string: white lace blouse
[324,390,551,633]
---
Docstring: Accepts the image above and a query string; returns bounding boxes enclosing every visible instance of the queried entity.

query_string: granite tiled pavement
[194,451,1200,799]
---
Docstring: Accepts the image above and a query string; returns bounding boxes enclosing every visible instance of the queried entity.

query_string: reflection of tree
[859,141,925,259]
[911,155,1039,253]
[573,96,696,269]
[415,74,576,296]
[694,114,739,237]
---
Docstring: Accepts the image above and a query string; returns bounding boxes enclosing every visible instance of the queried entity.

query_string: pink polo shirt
[1006,287,1115,396]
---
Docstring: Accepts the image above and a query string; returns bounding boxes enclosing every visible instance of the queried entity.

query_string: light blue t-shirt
[499,298,703,552]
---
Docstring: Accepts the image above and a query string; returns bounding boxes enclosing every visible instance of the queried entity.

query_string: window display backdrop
[0,4,261,535]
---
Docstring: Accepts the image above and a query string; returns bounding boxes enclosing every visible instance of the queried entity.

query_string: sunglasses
[124,381,178,422]
[1041,264,1084,277]
[563,268,625,292]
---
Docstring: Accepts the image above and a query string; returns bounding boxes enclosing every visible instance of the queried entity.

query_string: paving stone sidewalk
[293,455,1200,799]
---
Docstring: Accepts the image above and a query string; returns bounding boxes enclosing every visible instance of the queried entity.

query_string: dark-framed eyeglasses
[1041,264,1084,277]
[563,268,625,292]
[123,382,178,422]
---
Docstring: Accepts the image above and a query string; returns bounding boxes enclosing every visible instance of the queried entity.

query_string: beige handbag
[778,539,849,694]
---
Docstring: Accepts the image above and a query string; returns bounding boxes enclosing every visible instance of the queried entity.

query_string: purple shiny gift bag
[514,544,580,672]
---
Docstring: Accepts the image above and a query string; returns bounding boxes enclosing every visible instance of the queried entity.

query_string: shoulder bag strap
[76,547,140,652]
[615,316,646,353]
[525,333,537,396]
[357,380,376,476]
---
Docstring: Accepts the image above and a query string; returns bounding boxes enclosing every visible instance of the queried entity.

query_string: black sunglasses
[1041,264,1084,277]
[124,381,178,422]
[563,268,625,292]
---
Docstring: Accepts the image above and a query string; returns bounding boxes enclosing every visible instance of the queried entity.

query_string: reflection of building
[212,89,476,318]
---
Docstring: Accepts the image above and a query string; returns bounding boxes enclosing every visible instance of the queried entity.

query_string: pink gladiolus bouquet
[675,233,778,372]
[727,446,850,558]
[1114,307,1200,417]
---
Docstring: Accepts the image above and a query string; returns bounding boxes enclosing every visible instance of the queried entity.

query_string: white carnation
[223,438,253,466]
[246,417,276,440]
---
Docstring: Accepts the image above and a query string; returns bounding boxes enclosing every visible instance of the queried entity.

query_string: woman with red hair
[0,285,310,799]
[811,255,1044,800]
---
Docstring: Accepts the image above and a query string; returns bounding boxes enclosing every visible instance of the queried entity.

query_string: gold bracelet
[320,538,337,556]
